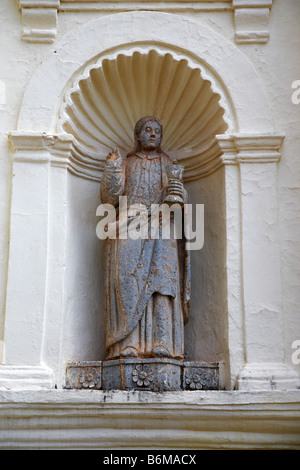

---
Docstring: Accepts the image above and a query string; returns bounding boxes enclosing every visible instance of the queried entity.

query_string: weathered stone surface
[183,362,219,390]
[66,360,220,391]
[100,117,190,364]
[65,361,102,390]
[102,358,182,392]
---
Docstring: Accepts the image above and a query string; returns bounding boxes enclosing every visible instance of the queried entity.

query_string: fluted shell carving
[58,49,229,182]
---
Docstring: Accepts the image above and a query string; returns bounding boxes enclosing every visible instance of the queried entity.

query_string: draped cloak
[100,151,191,356]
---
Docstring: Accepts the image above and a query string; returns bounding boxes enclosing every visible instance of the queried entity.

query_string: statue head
[129,116,163,154]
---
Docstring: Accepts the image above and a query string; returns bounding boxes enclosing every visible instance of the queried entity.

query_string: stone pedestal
[65,361,102,390]
[65,360,220,392]
[183,362,219,391]
[103,358,182,392]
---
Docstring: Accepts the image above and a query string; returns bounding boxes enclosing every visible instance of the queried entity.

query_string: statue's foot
[120,346,138,358]
[151,345,170,357]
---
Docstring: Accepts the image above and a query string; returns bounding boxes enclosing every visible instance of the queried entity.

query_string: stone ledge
[1,388,299,406]
[0,390,299,449]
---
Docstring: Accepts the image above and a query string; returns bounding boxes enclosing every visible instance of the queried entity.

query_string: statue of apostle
[100,116,191,360]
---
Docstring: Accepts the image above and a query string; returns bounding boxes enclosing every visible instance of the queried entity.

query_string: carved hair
[127,116,163,156]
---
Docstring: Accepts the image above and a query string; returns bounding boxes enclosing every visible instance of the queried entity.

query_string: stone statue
[100,116,191,363]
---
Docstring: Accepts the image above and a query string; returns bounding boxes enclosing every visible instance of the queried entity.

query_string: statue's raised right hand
[105,148,123,171]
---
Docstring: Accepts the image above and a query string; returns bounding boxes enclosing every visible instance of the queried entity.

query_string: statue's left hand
[164,179,184,199]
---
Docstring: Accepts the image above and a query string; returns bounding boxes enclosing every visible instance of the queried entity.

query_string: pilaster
[0,132,72,389]
[217,133,300,391]
[216,136,244,389]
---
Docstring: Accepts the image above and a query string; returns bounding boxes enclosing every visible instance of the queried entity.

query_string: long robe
[100,151,191,359]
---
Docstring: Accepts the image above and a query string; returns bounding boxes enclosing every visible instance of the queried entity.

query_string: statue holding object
[100,116,191,363]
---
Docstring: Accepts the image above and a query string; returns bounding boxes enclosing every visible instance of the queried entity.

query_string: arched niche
[5,12,287,391]
[57,46,232,182]
[55,45,231,376]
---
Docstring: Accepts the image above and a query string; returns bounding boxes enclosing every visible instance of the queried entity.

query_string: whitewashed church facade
[0,0,299,449]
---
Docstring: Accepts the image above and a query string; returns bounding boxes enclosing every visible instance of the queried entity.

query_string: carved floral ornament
[184,368,218,390]
[132,365,154,387]
[79,367,101,389]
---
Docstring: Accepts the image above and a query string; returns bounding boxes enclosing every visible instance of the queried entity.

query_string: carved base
[65,359,220,391]
[65,361,102,390]
[183,361,219,391]
[103,358,182,391]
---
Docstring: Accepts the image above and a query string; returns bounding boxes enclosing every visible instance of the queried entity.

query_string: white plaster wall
[235,1,300,374]
[0,0,52,362]
[60,176,106,365]
[41,172,107,386]
[272,1,300,375]
[185,170,228,366]
[0,0,299,380]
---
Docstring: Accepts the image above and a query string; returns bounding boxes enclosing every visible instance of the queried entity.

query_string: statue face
[138,120,162,151]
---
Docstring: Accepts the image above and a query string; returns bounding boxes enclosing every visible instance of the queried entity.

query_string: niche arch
[57,45,232,181]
